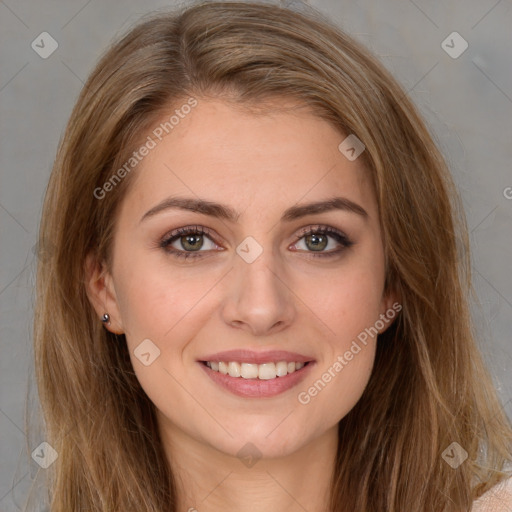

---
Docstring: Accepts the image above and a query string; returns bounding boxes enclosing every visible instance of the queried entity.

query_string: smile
[204,360,307,379]
[198,349,315,398]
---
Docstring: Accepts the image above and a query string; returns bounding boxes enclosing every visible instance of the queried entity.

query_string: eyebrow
[140,195,368,224]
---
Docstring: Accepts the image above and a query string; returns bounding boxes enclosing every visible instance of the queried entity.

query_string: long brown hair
[29,1,512,510]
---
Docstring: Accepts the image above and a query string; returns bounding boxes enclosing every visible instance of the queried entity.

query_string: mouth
[202,360,310,379]
[197,349,316,398]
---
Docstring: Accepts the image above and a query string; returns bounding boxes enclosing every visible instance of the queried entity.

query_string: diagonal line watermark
[264,265,337,336]
[471,0,503,29]
[0,381,105,505]
[200,471,233,503]
[0,62,29,93]
[474,267,512,310]
[266,162,338,235]
[0,263,29,297]
[161,366,234,438]
[0,0,29,28]
[408,0,439,29]
[470,205,498,233]
[0,406,25,436]
[398,61,439,103]
[61,0,93,29]
[266,470,311,512]
[0,202,29,232]
[472,61,512,106]
[265,410,294,438]
[163,162,250,234]
[60,59,85,85]
[0,471,29,504]
[163,267,234,338]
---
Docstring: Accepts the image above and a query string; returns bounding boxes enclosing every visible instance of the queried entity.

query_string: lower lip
[198,362,315,398]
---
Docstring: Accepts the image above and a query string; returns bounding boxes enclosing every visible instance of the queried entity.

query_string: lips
[198,349,314,365]
[197,349,316,398]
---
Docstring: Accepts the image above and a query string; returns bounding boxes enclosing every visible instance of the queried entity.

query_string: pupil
[307,234,327,251]
[182,234,203,251]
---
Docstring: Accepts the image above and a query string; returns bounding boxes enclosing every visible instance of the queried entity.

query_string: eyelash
[158,224,354,261]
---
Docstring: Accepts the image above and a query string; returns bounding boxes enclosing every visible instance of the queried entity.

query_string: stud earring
[101,313,110,324]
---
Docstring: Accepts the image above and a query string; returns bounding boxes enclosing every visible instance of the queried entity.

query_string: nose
[220,246,296,337]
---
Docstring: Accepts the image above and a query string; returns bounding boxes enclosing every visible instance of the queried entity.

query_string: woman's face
[92,97,396,460]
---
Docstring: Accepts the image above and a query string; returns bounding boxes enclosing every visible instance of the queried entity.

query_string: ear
[84,252,124,335]
[377,284,402,335]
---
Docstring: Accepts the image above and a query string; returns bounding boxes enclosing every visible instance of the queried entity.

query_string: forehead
[119,97,375,223]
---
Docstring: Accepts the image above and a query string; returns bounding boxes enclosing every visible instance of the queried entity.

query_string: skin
[86,97,397,512]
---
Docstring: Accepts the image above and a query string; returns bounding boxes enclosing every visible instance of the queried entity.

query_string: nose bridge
[235,235,285,303]
[221,234,295,335]
[238,245,279,291]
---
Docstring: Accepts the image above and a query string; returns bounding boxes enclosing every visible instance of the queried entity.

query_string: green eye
[159,224,354,261]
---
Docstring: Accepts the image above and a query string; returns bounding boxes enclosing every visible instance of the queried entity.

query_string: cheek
[116,276,187,340]
[113,254,223,350]
[295,267,382,424]
[299,250,385,420]
[299,257,385,341]
[111,249,173,340]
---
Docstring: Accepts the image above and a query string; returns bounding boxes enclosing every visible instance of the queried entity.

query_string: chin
[205,418,312,461]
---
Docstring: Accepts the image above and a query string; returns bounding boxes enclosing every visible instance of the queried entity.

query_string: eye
[290,225,354,258]
[159,224,354,261]
[159,225,222,260]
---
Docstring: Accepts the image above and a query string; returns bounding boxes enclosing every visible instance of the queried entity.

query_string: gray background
[1,0,511,510]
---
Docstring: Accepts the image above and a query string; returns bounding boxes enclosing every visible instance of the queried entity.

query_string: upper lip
[199,349,315,365]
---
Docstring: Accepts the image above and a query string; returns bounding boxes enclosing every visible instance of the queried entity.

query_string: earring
[101,313,110,324]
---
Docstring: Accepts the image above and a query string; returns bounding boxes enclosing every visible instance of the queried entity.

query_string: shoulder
[471,476,512,512]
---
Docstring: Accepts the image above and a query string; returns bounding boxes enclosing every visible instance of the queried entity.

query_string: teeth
[276,361,288,377]
[205,360,308,379]
[228,361,241,378]
[259,362,276,380]
[241,363,259,379]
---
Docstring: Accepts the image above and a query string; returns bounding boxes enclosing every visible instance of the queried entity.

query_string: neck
[158,417,338,512]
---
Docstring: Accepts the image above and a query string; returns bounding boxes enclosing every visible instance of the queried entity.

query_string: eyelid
[292,224,350,242]
[159,223,353,259]
[160,225,219,246]
[289,224,353,253]
[158,225,223,261]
